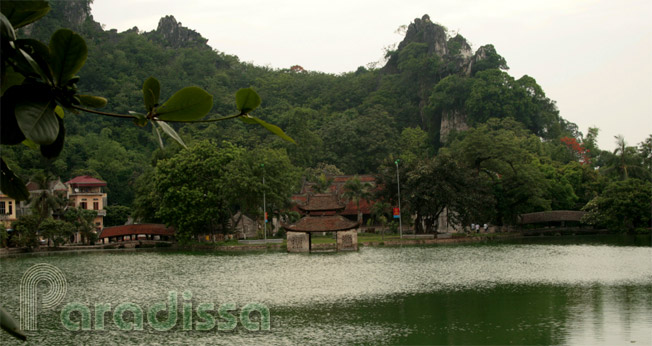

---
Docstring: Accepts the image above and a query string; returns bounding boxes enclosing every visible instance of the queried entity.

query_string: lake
[1,235,651,345]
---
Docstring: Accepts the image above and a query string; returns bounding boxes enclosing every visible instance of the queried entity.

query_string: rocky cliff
[383,14,508,144]
[149,15,209,49]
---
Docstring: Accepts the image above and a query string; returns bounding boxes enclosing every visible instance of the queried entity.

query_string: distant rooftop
[65,175,107,187]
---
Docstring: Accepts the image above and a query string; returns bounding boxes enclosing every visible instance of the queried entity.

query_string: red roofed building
[65,176,107,241]
[291,175,378,223]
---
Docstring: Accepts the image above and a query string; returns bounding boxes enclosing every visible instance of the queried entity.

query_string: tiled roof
[65,175,107,186]
[26,179,68,192]
[298,194,345,212]
[99,224,174,238]
[282,215,358,232]
[342,199,373,216]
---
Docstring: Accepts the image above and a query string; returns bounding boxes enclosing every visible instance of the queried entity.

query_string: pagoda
[283,193,359,252]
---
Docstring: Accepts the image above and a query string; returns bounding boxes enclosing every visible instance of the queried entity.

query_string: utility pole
[262,163,267,241]
[395,159,403,239]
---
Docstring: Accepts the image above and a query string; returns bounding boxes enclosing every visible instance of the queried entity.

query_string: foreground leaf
[40,116,65,158]
[1,0,50,29]
[0,13,16,41]
[49,29,87,86]
[152,122,164,149]
[78,95,107,108]
[129,112,148,127]
[156,86,213,121]
[1,67,24,96]
[156,121,187,148]
[13,84,58,145]
[0,159,29,201]
[242,115,296,144]
[235,88,261,114]
[0,87,26,145]
[142,77,160,112]
[15,38,53,83]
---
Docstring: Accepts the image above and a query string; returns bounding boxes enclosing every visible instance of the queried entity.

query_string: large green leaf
[235,88,261,114]
[15,39,53,83]
[152,122,164,149]
[155,86,213,121]
[156,120,187,148]
[1,0,50,29]
[13,84,58,145]
[0,87,26,145]
[142,77,160,112]
[1,67,24,96]
[0,13,16,41]
[40,116,65,158]
[243,115,296,144]
[48,29,87,86]
[1,159,29,201]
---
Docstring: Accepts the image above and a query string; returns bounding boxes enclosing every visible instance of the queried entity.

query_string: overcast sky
[90,0,652,151]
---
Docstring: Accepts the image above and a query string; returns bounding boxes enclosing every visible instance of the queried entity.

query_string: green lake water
[1,235,651,345]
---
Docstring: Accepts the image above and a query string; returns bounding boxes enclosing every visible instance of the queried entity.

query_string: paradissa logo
[60,291,270,332]
[20,263,269,333]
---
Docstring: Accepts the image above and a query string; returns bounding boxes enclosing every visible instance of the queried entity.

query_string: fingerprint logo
[20,263,67,331]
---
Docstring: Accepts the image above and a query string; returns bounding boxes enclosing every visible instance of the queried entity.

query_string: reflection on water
[1,236,651,345]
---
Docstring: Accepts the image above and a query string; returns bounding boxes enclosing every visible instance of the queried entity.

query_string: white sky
[90,0,652,151]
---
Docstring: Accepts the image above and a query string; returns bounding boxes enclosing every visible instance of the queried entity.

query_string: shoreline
[0,230,617,258]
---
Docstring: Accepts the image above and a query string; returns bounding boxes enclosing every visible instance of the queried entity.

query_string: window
[8,201,12,215]
[0,201,5,214]
[93,202,99,210]
[80,202,87,209]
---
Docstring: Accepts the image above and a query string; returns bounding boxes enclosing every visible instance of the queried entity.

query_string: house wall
[67,186,107,233]
[0,194,17,228]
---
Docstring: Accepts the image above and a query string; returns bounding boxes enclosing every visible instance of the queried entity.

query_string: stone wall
[287,232,310,253]
[336,230,358,251]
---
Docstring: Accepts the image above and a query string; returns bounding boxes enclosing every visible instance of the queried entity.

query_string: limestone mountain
[5,2,577,208]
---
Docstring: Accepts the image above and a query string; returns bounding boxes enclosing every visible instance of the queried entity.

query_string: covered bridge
[99,224,175,244]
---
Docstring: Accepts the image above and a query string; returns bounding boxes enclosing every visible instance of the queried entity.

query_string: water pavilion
[282,193,359,252]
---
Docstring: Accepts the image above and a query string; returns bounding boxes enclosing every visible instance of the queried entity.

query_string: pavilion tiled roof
[282,215,358,232]
[298,194,345,212]
[65,175,107,187]
[99,224,175,238]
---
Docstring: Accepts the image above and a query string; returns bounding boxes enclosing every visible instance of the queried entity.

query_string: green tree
[582,178,652,232]
[448,118,551,225]
[154,140,239,241]
[104,205,131,227]
[342,175,373,224]
[399,127,430,164]
[601,135,650,181]
[39,217,74,247]
[64,206,97,244]
[639,134,652,172]
[0,223,7,247]
[405,154,493,233]
[222,147,300,237]
[11,214,40,249]
[311,173,334,194]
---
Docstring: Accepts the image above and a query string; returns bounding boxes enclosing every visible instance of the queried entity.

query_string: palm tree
[604,135,650,181]
[342,175,373,224]
[28,173,66,221]
[371,201,391,240]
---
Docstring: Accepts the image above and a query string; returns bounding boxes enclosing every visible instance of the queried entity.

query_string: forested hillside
[3,0,650,234]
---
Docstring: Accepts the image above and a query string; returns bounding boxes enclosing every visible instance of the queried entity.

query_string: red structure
[291,175,377,222]
[98,224,175,243]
